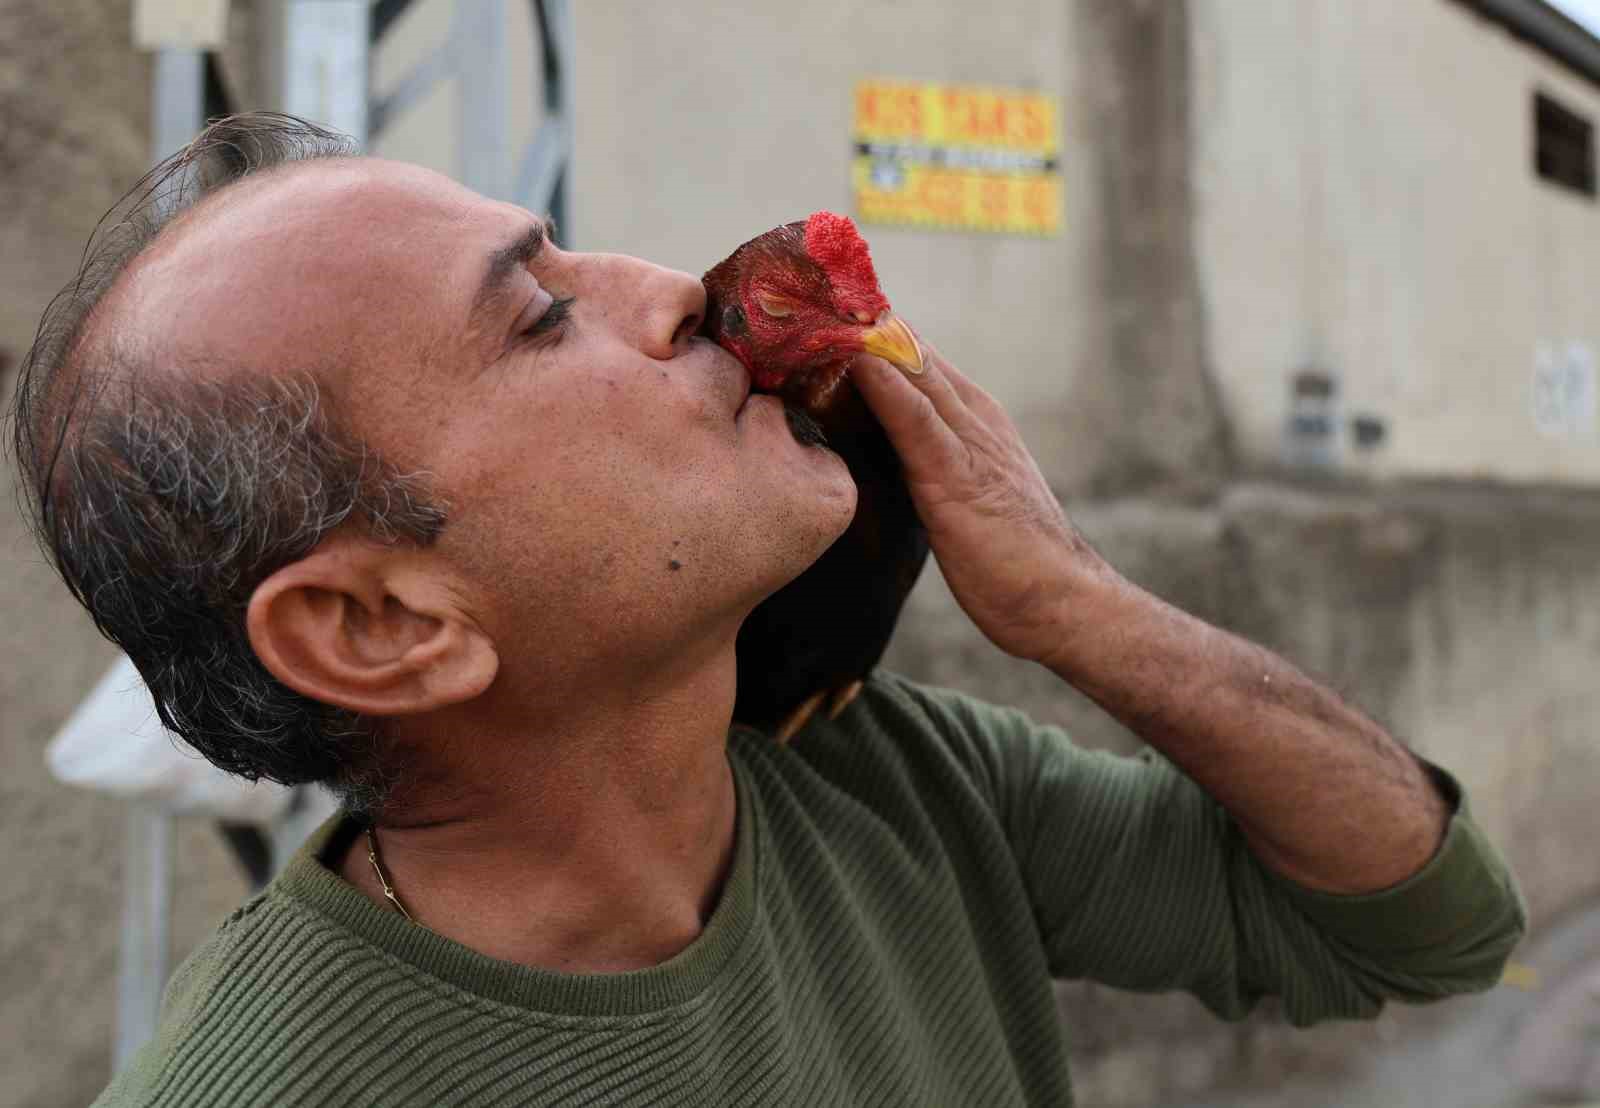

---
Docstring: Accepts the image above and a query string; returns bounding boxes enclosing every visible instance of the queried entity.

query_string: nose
[598,254,706,360]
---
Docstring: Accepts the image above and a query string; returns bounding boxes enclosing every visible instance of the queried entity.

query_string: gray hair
[9,113,448,814]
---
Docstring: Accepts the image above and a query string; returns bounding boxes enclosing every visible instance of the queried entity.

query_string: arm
[852,344,1443,893]
[1044,570,1447,894]
[901,675,1522,1023]
[851,344,1524,996]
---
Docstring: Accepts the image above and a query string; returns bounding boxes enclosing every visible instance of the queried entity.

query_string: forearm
[1044,563,1450,895]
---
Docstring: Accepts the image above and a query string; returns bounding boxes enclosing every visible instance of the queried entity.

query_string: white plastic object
[47,655,295,823]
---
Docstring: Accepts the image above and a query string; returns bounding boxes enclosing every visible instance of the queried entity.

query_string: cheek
[806,455,860,545]
[427,347,752,536]
[454,379,737,552]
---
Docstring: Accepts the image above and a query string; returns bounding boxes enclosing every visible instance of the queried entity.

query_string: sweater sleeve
[901,678,1528,1026]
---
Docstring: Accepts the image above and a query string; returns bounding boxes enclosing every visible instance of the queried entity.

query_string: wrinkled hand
[851,340,1109,666]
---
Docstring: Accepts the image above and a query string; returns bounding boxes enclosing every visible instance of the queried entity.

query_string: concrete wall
[573,0,1232,498]
[1192,0,1600,484]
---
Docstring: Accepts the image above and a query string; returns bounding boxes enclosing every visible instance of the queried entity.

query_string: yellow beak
[859,313,924,375]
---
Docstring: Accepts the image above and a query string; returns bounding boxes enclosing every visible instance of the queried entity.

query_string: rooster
[701,212,929,742]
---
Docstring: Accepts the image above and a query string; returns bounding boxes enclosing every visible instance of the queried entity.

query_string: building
[2,1,1597,1104]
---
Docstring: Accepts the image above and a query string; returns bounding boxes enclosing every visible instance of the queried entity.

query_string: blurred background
[2,0,1598,1105]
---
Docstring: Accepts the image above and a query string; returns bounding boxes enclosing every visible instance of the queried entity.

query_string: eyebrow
[470,218,553,326]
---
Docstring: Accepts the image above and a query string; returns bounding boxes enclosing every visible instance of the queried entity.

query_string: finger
[876,324,980,435]
[916,337,1007,424]
[850,354,968,479]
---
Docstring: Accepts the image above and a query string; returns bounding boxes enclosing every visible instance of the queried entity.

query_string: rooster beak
[860,313,924,376]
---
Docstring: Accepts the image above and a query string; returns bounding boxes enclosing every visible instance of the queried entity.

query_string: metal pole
[279,0,371,144]
[457,0,511,198]
[114,807,174,1068]
[545,0,574,239]
[512,0,574,236]
[151,47,205,157]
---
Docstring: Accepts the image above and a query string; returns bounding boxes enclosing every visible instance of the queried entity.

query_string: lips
[690,336,752,418]
[689,337,824,449]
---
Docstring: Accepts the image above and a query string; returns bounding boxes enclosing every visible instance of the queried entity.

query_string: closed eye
[522,296,575,343]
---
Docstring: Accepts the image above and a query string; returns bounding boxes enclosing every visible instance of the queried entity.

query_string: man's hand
[853,338,1450,895]
[850,344,1106,666]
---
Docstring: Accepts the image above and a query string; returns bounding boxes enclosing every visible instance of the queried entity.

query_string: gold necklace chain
[365,826,420,925]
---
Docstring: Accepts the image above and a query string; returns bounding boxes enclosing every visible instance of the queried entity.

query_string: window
[1534,91,1596,198]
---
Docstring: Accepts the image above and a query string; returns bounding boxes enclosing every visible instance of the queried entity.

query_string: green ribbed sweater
[97,673,1524,1107]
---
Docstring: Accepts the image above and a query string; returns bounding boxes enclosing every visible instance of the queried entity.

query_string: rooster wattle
[701,211,930,742]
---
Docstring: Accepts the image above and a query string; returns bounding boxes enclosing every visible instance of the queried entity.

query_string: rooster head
[701,212,922,397]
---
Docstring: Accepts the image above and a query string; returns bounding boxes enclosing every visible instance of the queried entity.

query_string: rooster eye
[756,293,795,319]
[722,303,748,337]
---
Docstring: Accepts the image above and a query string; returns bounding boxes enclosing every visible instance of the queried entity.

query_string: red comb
[803,211,880,294]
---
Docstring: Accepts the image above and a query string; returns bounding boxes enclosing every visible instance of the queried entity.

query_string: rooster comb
[803,211,880,297]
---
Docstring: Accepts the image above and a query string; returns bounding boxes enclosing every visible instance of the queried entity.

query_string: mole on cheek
[668,559,683,572]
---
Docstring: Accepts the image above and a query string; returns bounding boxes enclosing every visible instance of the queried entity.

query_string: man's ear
[246,533,498,717]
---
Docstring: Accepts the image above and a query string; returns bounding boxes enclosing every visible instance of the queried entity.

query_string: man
[15,114,1522,1106]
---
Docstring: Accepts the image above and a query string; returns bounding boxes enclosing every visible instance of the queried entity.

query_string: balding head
[11,115,446,812]
[116,158,465,396]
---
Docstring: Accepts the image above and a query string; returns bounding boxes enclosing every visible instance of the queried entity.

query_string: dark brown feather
[728,385,928,735]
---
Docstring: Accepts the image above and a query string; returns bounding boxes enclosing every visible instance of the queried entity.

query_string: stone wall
[1192,0,1600,485]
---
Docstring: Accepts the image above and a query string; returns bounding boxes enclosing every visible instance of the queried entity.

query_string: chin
[800,456,859,550]
[752,461,855,578]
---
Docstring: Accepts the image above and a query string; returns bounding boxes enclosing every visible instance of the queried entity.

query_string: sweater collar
[270,737,762,1019]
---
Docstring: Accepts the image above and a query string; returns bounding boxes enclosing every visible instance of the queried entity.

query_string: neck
[340,647,741,974]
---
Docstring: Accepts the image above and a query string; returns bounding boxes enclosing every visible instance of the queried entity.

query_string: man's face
[124,159,857,680]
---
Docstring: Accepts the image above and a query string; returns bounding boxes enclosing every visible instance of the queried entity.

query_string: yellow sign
[852,80,1062,236]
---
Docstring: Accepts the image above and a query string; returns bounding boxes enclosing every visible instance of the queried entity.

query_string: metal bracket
[368,0,574,233]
